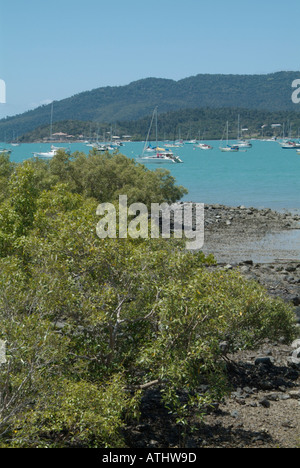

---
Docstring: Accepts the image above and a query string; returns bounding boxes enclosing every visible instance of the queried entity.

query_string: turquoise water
[3,139,300,213]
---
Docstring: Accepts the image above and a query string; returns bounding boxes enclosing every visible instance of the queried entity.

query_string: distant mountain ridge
[1,71,300,140]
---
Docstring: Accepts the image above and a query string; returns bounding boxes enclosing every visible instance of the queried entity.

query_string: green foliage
[0,153,15,202]
[7,376,140,448]
[32,149,188,206]
[0,154,297,448]
[9,162,39,236]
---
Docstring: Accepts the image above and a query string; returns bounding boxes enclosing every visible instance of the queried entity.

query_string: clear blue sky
[1,0,300,118]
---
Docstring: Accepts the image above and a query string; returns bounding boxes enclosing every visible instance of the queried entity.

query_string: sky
[0,0,300,118]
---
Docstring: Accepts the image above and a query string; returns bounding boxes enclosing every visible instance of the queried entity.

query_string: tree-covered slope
[19,108,300,143]
[1,71,300,141]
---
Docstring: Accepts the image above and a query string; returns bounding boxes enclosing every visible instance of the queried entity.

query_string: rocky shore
[126,204,300,448]
[202,203,300,310]
[199,204,300,448]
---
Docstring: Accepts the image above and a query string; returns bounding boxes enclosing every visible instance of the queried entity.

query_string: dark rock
[254,357,274,367]
[291,296,300,306]
[259,399,271,408]
[259,380,274,390]
[286,266,297,272]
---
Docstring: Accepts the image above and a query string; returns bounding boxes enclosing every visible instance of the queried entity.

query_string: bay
[3,139,300,213]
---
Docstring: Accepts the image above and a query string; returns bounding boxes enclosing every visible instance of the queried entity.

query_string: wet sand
[202,204,300,264]
[199,204,300,312]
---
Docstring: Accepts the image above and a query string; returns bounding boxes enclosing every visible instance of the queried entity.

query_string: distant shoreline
[2,137,281,145]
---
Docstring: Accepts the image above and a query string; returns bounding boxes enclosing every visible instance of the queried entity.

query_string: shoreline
[202,203,300,264]
[201,204,300,448]
[200,203,300,312]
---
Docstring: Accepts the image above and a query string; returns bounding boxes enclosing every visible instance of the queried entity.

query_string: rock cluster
[203,204,300,232]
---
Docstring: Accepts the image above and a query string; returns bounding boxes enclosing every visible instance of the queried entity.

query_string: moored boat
[195,143,213,150]
[220,145,239,152]
[137,107,183,164]
[279,140,300,149]
[0,148,12,155]
[219,122,239,152]
[137,150,182,164]
[33,145,70,159]
[235,140,252,148]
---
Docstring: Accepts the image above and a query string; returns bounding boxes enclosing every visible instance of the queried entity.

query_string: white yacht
[0,148,12,155]
[33,145,70,159]
[279,140,300,149]
[195,143,213,150]
[33,149,57,159]
[235,140,252,148]
[137,107,183,164]
[137,150,182,164]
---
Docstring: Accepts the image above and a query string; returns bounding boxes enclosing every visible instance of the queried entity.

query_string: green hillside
[1,71,300,141]
[19,108,300,143]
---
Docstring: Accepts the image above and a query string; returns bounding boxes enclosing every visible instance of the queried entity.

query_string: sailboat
[235,115,252,149]
[136,107,183,164]
[33,103,70,158]
[11,130,20,146]
[279,140,300,149]
[219,121,239,152]
[194,131,213,150]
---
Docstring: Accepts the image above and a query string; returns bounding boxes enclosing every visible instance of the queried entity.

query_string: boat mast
[226,121,229,145]
[142,106,158,154]
[50,102,53,141]
[155,107,158,147]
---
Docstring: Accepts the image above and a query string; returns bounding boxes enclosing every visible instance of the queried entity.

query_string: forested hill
[18,108,300,143]
[1,71,300,140]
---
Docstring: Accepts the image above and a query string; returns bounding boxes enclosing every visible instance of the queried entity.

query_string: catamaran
[136,107,183,164]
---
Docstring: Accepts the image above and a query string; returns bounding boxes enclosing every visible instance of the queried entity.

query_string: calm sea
[3,139,300,213]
